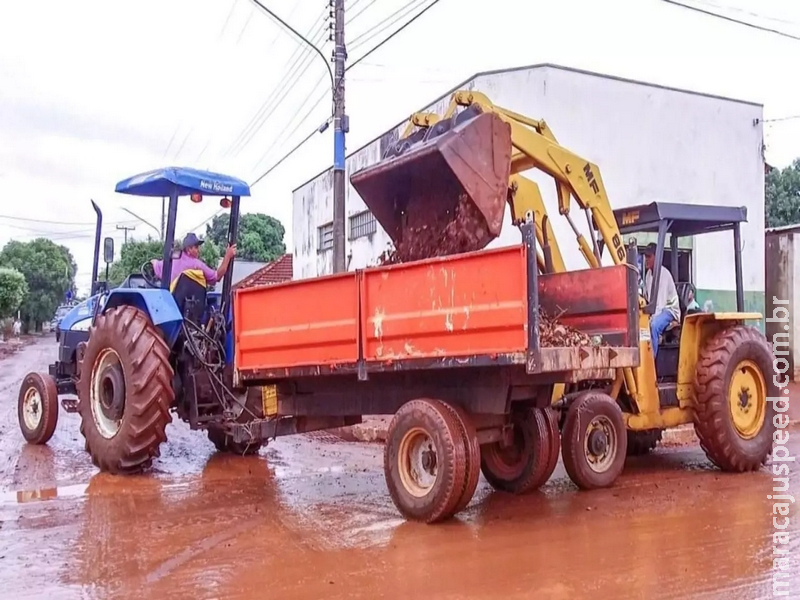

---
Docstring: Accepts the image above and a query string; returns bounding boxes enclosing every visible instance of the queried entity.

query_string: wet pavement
[1,338,798,599]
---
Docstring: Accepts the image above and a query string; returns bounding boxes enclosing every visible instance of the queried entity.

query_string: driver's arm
[150,258,163,280]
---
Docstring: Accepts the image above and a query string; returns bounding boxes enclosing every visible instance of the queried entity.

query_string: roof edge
[292,62,763,193]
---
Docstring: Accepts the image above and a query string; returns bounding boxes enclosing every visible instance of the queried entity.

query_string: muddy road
[1,338,798,599]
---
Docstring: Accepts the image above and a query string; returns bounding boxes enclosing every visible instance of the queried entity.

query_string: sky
[1,0,798,295]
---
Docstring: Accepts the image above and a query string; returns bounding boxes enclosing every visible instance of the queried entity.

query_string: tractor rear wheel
[693,325,776,472]
[562,391,627,490]
[480,407,559,494]
[384,398,467,523]
[18,372,59,445]
[77,306,174,474]
[626,429,663,456]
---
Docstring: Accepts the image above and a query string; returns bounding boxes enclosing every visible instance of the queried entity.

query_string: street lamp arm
[248,0,335,92]
[121,208,161,239]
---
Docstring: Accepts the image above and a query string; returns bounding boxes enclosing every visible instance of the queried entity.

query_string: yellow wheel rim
[728,359,767,439]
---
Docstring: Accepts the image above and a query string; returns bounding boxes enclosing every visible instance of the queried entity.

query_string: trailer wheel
[18,372,59,445]
[384,398,467,523]
[693,325,776,472]
[480,407,555,494]
[561,392,627,490]
[438,402,481,513]
[77,306,174,474]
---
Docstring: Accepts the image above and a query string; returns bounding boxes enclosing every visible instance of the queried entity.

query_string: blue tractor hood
[59,295,104,332]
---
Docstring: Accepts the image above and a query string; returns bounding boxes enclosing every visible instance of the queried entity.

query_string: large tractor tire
[561,391,627,490]
[207,387,267,456]
[693,325,776,472]
[18,372,59,445]
[77,306,174,474]
[384,398,467,523]
[480,406,559,494]
[626,429,663,456]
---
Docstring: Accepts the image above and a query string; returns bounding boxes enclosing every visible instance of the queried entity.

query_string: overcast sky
[1,0,798,294]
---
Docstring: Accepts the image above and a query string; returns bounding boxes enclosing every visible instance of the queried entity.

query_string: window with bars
[318,222,333,252]
[349,210,376,240]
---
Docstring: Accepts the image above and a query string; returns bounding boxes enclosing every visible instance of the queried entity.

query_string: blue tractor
[17,167,270,472]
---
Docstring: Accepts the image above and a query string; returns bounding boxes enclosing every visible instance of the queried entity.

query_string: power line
[0,214,125,226]
[349,0,429,51]
[250,119,331,187]
[764,115,800,123]
[661,0,800,40]
[347,0,380,25]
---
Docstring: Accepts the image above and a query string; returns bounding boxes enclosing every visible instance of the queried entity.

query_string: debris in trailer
[538,310,597,348]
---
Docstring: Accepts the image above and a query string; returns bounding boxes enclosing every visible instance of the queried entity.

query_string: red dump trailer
[232,225,641,522]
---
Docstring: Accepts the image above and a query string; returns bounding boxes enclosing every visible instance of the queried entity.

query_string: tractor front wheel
[77,306,174,474]
[18,372,59,445]
[693,325,776,472]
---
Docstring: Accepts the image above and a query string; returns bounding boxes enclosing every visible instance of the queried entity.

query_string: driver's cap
[182,233,204,250]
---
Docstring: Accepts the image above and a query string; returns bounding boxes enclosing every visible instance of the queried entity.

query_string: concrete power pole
[331,0,348,273]
[116,224,136,244]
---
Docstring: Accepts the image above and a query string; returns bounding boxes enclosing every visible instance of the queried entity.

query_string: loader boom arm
[403,91,628,269]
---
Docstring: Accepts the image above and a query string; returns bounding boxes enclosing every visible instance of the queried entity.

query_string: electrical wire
[349,0,429,51]
[250,119,331,187]
[661,0,800,40]
[347,0,380,26]
[764,115,800,123]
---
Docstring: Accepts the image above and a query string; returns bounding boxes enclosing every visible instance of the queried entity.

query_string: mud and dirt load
[351,106,512,261]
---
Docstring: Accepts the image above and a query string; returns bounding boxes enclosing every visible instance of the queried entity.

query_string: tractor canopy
[114,166,251,198]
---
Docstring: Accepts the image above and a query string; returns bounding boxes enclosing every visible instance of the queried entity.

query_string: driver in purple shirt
[151,232,236,288]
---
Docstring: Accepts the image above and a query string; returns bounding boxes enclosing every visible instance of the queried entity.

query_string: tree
[766,159,800,228]
[205,213,286,263]
[0,239,77,330]
[104,238,164,287]
[0,267,28,319]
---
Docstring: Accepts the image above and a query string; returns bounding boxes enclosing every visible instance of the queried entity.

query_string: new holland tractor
[17,167,271,472]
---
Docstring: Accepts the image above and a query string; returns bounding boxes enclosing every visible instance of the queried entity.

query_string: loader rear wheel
[562,392,627,490]
[77,306,174,474]
[693,325,775,472]
[18,372,59,445]
[384,398,467,523]
[480,407,557,494]
[626,429,663,456]
[439,403,481,513]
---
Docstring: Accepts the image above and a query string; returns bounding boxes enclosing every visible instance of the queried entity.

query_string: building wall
[766,228,800,382]
[292,65,765,315]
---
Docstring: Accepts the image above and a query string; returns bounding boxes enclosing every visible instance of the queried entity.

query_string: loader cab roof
[114,167,251,198]
[613,201,747,237]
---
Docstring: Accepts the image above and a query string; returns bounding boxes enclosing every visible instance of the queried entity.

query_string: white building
[292,63,766,315]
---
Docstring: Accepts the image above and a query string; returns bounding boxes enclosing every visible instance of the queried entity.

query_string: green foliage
[200,238,221,266]
[766,159,800,228]
[103,238,164,286]
[205,212,286,263]
[0,267,28,319]
[0,239,76,329]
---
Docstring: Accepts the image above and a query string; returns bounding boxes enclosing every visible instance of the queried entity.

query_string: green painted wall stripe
[695,289,766,332]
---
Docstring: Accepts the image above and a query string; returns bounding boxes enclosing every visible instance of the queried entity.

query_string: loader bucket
[350,106,513,261]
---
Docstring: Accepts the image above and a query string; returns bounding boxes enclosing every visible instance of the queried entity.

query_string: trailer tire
[77,306,174,474]
[562,391,627,490]
[438,402,481,513]
[480,407,555,494]
[18,372,59,445]
[693,325,776,472]
[384,398,467,523]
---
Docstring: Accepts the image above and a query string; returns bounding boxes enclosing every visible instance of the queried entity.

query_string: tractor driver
[642,243,680,358]
[150,232,236,288]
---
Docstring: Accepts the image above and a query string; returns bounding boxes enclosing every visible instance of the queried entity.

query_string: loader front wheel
[562,392,627,490]
[77,306,174,474]
[384,398,467,523]
[693,325,775,472]
[18,372,59,445]
[480,407,559,494]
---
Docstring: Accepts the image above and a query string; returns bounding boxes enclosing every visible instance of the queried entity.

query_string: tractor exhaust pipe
[90,200,103,295]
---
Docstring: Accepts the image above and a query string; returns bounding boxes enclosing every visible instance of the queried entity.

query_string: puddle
[1,483,89,505]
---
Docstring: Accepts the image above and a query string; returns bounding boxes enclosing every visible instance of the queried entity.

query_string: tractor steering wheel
[140,260,160,288]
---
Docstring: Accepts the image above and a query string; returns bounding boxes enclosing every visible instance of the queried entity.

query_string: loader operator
[642,243,680,358]
[151,233,236,288]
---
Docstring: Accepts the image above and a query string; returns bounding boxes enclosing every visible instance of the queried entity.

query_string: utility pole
[116,224,136,244]
[331,0,348,273]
